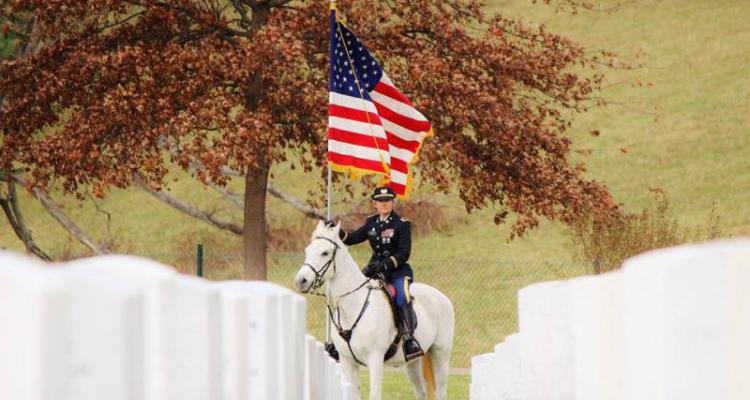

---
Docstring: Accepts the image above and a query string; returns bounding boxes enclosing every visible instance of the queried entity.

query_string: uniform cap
[371,186,396,200]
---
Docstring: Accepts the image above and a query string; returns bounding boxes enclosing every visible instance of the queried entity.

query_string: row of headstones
[0,251,355,400]
[470,238,750,400]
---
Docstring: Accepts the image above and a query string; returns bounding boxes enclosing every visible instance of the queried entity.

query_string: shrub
[568,189,722,274]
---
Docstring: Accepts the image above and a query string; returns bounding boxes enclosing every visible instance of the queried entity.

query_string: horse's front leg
[367,352,385,400]
[340,358,361,399]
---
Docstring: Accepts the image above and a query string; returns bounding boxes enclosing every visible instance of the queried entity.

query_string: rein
[327,285,375,366]
[301,235,377,366]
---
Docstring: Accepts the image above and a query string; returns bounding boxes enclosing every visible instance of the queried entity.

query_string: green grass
[367,370,471,400]
[2,1,749,396]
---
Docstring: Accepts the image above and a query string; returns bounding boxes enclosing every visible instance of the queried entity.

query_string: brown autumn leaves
[1,0,619,240]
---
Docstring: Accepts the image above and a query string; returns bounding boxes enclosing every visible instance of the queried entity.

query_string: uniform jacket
[342,211,413,280]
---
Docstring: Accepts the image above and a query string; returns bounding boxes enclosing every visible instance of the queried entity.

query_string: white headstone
[518,280,574,400]
[327,357,341,400]
[161,276,223,400]
[470,353,494,400]
[223,281,286,400]
[623,239,750,400]
[60,255,177,400]
[290,294,307,399]
[569,273,625,400]
[0,251,68,400]
[216,284,251,400]
[314,342,328,400]
[57,260,147,400]
[304,335,318,400]
[492,333,522,400]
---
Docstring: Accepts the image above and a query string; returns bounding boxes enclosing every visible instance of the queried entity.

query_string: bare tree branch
[134,174,244,235]
[209,182,244,209]
[0,178,52,260]
[267,182,326,220]
[87,192,115,242]
[11,175,107,255]
[228,0,251,29]
[159,138,334,221]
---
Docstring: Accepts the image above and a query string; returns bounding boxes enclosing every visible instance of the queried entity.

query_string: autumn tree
[1,0,618,279]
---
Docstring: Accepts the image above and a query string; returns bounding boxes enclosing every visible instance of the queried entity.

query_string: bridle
[300,235,379,366]
[302,236,341,292]
[302,235,372,298]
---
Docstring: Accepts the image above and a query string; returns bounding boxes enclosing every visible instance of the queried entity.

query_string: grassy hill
[2,0,749,378]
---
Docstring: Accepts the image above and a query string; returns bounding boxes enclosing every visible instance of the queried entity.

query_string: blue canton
[329,18,384,100]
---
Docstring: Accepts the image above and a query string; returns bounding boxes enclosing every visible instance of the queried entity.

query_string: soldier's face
[373,199,394,215]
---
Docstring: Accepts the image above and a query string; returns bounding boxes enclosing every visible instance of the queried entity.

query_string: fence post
[197,244,204,277]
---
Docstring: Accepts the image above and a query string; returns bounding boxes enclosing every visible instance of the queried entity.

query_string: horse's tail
[422,352,435,399]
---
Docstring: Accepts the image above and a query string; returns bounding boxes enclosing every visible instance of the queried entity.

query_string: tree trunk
[240,3,272,280]
[243,166,269,280]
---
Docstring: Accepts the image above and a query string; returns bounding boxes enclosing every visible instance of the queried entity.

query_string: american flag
[328,6,433,197]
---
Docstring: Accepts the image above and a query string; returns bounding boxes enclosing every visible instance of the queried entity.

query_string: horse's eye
[322,251,330,257]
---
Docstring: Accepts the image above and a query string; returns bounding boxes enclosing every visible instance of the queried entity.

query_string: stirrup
[403,337,424,361]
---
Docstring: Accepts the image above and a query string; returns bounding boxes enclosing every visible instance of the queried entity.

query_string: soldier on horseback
[336,186,424,361]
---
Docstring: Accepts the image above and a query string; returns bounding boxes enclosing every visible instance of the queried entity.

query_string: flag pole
[325,0,336,345]
[325,165,332,343]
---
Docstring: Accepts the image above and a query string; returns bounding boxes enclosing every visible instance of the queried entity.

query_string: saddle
[327,277,416,366]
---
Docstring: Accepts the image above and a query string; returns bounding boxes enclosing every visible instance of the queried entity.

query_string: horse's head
[294,220,343,293]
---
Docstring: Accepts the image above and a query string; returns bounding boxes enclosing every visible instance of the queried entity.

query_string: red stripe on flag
[328,104,383,126]
[388,181,407,195]
[373,81,415,107]
[385,132,420,152]
[328,128,389,150]
[372,109,431,137]
[376,105,432,133]
[389,157,408,172]
[328,152,387,173]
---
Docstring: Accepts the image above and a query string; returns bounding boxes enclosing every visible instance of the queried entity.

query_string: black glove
[362,261,385,278]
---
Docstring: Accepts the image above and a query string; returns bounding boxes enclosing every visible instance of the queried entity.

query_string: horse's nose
[295,274,309,291]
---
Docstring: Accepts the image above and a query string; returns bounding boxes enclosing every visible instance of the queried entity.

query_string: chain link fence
[145,250,588,368]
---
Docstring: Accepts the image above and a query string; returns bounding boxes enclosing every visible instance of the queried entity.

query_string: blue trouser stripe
[389,277,410,308]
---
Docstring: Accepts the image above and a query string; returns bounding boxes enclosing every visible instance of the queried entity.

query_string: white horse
[295,221,455,400]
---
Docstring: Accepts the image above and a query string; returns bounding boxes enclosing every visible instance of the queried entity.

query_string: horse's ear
[330,221,342,238]
[311,220,325,241]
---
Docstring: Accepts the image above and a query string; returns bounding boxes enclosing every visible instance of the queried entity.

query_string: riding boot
[398,302,424,361]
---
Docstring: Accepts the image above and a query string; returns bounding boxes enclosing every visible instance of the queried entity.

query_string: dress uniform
[338,186,423,361]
